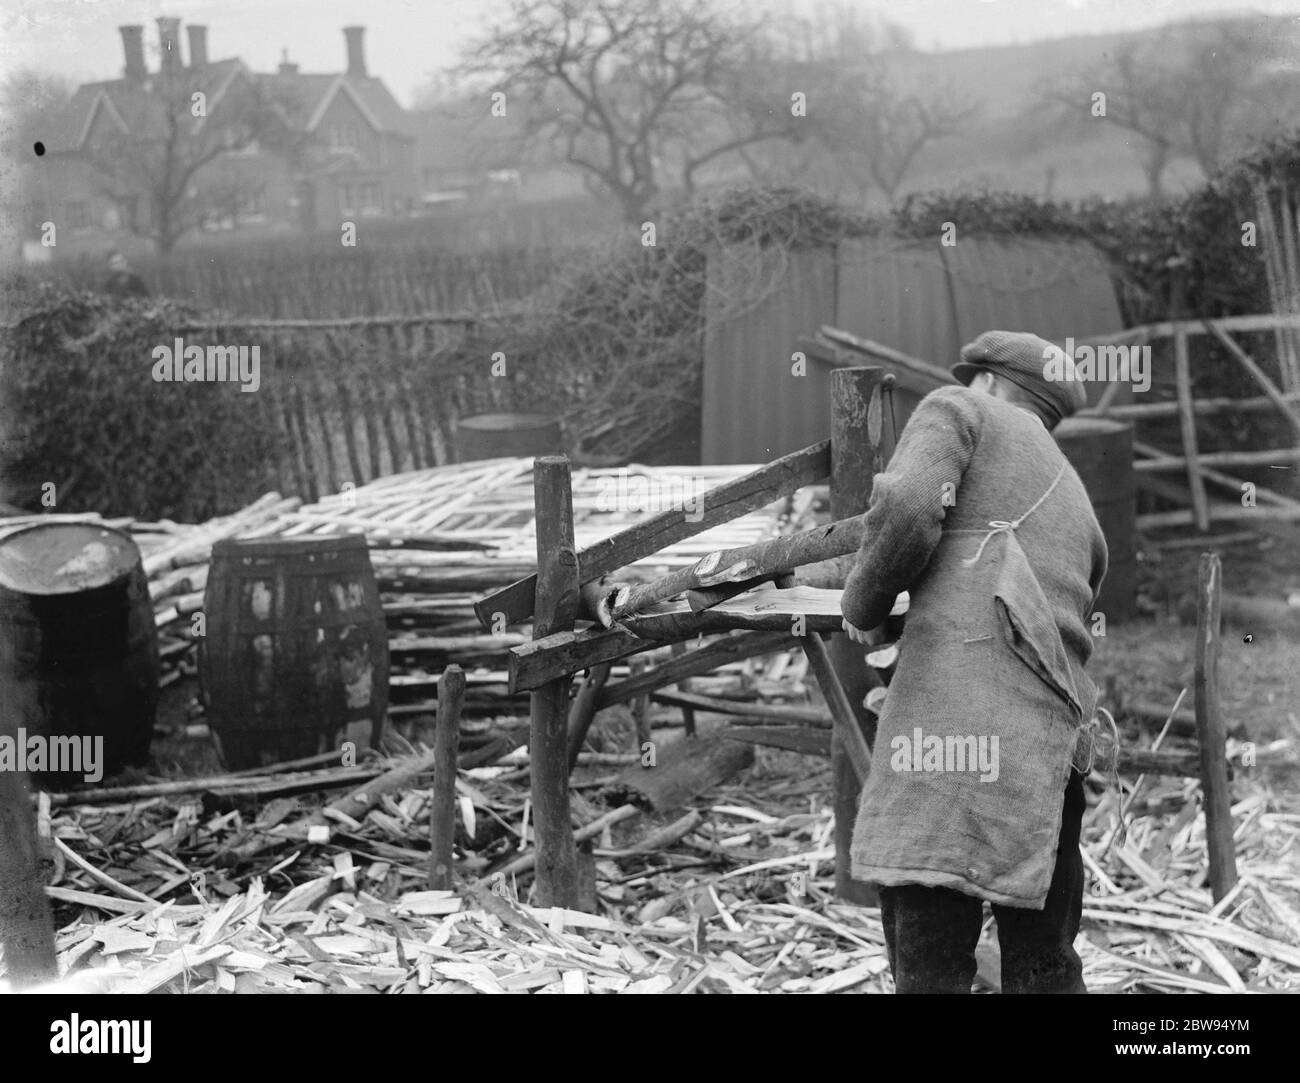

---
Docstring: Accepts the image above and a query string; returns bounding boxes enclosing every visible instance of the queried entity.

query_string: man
[103,251,149,299]
[840,330,1108,994]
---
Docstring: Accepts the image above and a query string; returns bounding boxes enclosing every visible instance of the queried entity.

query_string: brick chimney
[157,17,182,74]
[120,25,146,82]
[278,49,299,76]
[343,26,366,77]
[187,24,208,69]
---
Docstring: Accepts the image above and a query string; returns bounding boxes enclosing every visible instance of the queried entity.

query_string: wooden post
[0,607,57,987]
[1194,552,1239,902]
[829,367,886,904]
[529,456,580,908]
[428,663,465,890]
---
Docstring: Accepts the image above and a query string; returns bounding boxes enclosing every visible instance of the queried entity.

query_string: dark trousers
[877,770,1087,994]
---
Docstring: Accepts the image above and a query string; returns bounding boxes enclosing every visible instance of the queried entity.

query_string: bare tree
[1053,21,1288,195]
[1050,41,1183,198]
[816,63,977,203]
[75,67,292,253]
[464,0,805,222]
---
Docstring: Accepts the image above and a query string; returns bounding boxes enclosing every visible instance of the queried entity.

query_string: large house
[33,19,418,246]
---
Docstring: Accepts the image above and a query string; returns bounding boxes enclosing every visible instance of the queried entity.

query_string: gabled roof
[45,57,413,155]
[258,71,414,137]
[45,58,246,154]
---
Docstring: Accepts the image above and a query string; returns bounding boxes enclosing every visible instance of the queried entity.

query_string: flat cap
[951,330,1088,428]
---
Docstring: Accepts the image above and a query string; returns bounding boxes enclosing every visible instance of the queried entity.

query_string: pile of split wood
[2,457,812,717]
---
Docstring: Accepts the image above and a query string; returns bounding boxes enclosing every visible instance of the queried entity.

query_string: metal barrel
[0,522,158,788]
[200,534,388,770]
[1054,416,1137,623]
[455,413,563,462]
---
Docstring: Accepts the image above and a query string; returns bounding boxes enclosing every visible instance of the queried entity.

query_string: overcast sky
[3,0,1299,106]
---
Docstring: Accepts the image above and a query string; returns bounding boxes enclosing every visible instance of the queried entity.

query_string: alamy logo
[889,727,1000,782]
[151,338,260,392]
[0,729,103,783]
[594,469,705,522]
[1042,338,1151,393]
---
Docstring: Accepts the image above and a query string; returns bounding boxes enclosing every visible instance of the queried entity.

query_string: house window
[339,183,355,214]
[66,201,90,230]
[360,182,382,215]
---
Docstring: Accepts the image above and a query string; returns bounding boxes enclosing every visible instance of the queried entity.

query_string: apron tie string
[962,461,1069,568]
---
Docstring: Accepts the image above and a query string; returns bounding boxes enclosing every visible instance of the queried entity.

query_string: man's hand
[841,617,873,645]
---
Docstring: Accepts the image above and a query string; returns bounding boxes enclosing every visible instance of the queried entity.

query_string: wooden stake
[801,634,872,784]
[1194,552,1239,902]
[429,664,465,890]
[0,618,56,985]
[829,366,885,904]
[0,767,56,988]
[565,663,612,774]
[529,456,580,908]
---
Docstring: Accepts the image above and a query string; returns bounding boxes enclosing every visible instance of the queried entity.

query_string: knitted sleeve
[840,385,981,630]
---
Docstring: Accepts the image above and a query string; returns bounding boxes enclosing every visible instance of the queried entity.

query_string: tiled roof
[44,59,246,154]
[46,59,412,155]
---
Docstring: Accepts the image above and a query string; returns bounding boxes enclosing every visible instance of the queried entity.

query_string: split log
[617,585,848,640]
[475,440,832,627]
[1195,552,1239,902]
[566,663,613,774]
[606,518,865,621]
[801,634,872,785]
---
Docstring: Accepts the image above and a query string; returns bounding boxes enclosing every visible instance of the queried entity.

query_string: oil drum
[0,522,158,788]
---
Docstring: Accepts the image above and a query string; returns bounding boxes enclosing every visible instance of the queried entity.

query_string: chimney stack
[278,49,299,76]
[157,17,182,74]
[343,26,367,78]
[120,25,146,82]
[187,24,208,69]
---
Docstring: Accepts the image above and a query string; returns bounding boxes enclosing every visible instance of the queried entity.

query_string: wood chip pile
[12,743,1300,994]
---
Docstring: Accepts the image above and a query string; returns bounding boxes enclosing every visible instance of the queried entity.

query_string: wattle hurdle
[475,367,893,907]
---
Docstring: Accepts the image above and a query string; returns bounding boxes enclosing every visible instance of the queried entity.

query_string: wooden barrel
[456,413,562,461]
[0,523,158,788]
[1054,416,1137,623]
[200,534,388,770]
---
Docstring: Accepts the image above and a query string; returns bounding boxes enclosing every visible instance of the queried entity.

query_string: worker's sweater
[840,385,1107,908]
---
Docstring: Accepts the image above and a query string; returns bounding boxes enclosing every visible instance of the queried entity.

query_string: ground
[19,525,1300,994]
